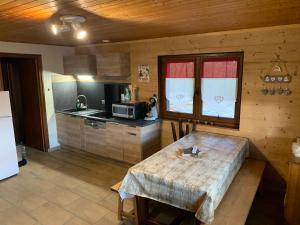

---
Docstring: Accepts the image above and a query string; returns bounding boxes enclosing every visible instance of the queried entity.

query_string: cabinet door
[123,129,142,164]
[56,114,82,149]
[106,123,125,161]
[63,55,97,76]
[84,125,107,157]
[97,53,130,77]
[285,163,300,225]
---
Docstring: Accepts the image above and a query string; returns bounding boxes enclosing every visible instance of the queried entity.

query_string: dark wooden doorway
[0,53,49,152]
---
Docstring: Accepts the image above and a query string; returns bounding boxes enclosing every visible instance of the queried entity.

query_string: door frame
[0,52,49,152]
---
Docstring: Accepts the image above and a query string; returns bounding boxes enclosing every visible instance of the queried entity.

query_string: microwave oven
[112,102,147,119]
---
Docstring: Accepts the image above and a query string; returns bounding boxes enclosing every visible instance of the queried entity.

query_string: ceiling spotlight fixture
[51,15,87,40]
[76,29,87,40]
[51,24,58,35]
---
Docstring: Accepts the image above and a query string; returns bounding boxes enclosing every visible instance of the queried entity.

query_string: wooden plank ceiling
[0,0,299,46]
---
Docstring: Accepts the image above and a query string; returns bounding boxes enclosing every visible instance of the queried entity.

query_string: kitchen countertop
[56,109,160,127]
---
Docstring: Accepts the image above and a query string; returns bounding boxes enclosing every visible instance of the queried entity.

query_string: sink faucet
[77,95,88,110]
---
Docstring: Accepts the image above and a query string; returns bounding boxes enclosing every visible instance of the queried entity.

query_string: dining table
[119,131,249,224]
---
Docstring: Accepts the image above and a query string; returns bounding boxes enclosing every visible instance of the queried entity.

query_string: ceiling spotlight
[76,29,87,40]
[51,23,70,35]
[51,24,58,35]
[51,15,87,40]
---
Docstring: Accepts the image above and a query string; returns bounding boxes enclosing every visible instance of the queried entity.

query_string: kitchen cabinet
[56,113,161,164]
[123,127,142,164]
[83,120,107,157]
[63,55,97,76]
[284,154,300,225]
[56,114,84,149]
[105,122,125,161]
[96,53,130,77]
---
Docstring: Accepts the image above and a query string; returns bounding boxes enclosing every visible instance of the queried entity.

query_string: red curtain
[202,58,238,78]
[166,62,194,78]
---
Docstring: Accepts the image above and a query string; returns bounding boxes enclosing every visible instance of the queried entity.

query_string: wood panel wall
[0,63,3,91]
[76,24,300,183]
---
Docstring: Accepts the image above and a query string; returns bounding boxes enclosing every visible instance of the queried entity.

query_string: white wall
[0,41,74,150]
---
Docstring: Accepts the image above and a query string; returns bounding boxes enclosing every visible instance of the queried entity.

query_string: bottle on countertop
[124,88,131,102]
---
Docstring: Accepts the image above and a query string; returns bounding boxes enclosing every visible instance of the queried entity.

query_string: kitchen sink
[62,108,101,116]
[86,112,107,118]
[63,108,86,113]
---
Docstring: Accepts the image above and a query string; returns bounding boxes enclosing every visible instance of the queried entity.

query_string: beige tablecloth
[119,131,249,224]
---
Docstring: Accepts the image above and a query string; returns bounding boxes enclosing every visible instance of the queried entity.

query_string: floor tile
[49,174,84,189]
[30,202,73,225]
[41,186,80,207]
[98,192,133,213]
[65,198,110,224]
[63,217,90,225]
[0,198,13,212]
[0,184,47,212]
[0,207,38,225]
[70,182,111,202]
[94,212,131,225]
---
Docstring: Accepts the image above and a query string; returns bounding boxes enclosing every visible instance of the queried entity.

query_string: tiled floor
[0,148,132,225]
[0,148,284,225]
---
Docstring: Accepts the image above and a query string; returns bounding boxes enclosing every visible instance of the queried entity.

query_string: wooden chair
[171,119,197,142]
[111,181,138,225]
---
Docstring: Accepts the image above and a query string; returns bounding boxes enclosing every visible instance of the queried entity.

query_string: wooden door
[18,57,49,151]
[1,55,49,151]
[1,59,25,144]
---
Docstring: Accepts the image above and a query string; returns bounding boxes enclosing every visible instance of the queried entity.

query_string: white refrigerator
[0,91,19,180]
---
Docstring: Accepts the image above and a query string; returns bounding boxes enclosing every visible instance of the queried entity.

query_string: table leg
[136,196,148,225]
[195,219,202,225]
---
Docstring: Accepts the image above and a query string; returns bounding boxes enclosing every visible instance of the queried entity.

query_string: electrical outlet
[101,100,105,104]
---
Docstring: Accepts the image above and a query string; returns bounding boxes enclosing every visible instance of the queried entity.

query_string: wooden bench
[202,158,266,225]
[115,158,266,225]
[111,181,138,225]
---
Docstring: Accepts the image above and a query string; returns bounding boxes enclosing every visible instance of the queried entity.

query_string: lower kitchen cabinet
[56,113,161,164]
[284,155,300,225]
[56,113,83,150]
[123,129,142,164]
[106,123,125,161]
[83,124,107,157]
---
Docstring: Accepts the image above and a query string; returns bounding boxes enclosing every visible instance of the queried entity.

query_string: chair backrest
[171,119,197,142]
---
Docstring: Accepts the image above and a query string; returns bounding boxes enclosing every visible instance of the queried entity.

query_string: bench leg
[118,196,123,221]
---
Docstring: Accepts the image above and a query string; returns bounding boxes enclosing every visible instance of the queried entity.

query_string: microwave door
[113,105,129,118]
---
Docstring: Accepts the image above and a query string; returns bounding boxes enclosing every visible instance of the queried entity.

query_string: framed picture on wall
[138,64,150,82]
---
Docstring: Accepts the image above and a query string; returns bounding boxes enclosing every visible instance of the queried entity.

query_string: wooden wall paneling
[0,1,300,45]
[75,25,300,183]
[0,62,3,91]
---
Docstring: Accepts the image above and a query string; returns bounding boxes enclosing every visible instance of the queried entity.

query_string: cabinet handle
[127,132,137,136]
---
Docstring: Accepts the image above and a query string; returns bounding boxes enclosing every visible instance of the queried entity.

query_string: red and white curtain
[165,62,194,114]
[201,58,239,118]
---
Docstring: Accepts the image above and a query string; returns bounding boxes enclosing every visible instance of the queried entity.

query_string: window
[159,52,243,128]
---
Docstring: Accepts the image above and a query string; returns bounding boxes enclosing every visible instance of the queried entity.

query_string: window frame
[158,52,244,129]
